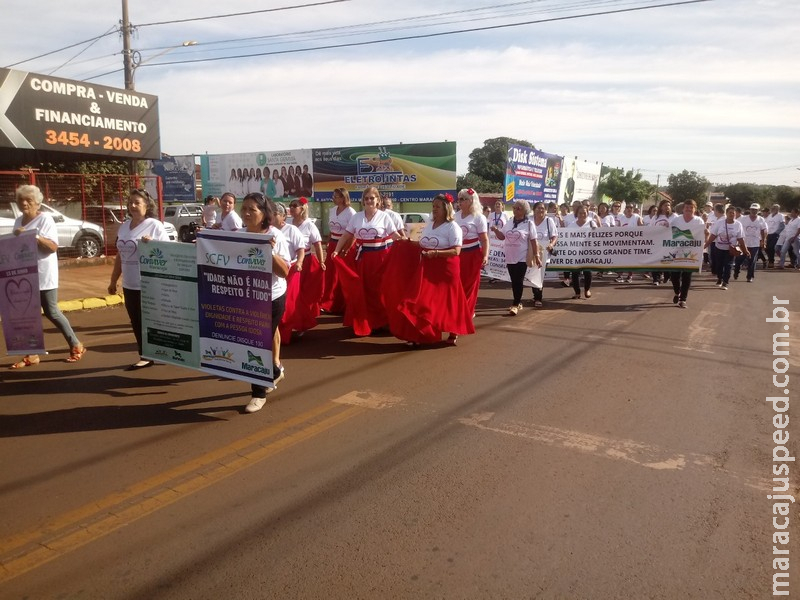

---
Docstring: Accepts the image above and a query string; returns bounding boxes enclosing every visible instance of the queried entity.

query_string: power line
[48,25,119,76]
[84,0,712,81]
[4,28,118,68]
[136,0,353,27]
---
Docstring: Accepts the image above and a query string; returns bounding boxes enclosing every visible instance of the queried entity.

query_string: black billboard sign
[0,68,160,159]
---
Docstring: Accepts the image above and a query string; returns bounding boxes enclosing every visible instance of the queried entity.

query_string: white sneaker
[509,305,519,315]
[245,397,266,413]
[615,277,626,283]
[678,300,687,309]
[274,364,285,384]
[517,303,523,312]
[721,285,728,290]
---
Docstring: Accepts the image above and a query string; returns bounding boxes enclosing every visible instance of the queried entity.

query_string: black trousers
[251,293,287,399]
[507,262,527,305]
[123,287,143,355]
[571,270,592,294]
[670,272,692,301]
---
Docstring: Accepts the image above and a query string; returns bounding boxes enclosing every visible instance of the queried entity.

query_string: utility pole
[121,0,134,90]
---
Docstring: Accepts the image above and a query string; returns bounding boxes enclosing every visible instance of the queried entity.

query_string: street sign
[0,67,160,159]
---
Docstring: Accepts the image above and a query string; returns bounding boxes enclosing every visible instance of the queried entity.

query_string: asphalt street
[0,269,798,599]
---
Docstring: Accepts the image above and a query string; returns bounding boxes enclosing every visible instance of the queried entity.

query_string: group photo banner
[558,156,602,205]
[0,230,44,355]
[504,144,563,203]
[201,150,314,200]
[312,141,456,202]
[547,223,705,271]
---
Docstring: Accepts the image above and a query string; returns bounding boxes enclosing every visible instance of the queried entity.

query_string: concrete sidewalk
[56,258,123,312]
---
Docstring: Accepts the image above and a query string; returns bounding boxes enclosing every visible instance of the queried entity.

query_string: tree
[456,172,501,194]
[467,136,534,189]
[596,167,654,205]
[667,170,710,203]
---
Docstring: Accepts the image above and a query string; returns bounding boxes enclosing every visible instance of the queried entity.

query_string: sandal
[10,355,40,369]
[585,290,592,298]
[571,293,582,299]
[66,345,87,363]
[533,300,543,308]
[446,334,458,346]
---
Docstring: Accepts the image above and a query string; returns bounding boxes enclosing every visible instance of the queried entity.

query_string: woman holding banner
[239,193,291,414]
[108,189,171,370]
[8,185,86,369]
[649,198,673,285]
[321,188,356,315]
[531,202,558,308]
[331,186,402,335]
[567,205,597,299]
[490,200,541,315]
[280,197,325,343]
[669,200,706,308]
[454,188,489,319]
[384,193,474,346]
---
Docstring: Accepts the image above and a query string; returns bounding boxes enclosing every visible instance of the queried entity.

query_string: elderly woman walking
[8,185,86,368]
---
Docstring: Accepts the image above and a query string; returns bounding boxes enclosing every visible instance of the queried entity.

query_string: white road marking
[457,412,769,490]
[673,301,730,354]
[331,390,403,410]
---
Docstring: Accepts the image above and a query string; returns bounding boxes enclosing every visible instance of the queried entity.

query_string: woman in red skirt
[321,188,356,314]
[280,197,326,342]
[384,193,475,346]
[331,186,401,336]
[454,188,489,319]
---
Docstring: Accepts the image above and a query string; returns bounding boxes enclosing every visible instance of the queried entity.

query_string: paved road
[1,271,798,598]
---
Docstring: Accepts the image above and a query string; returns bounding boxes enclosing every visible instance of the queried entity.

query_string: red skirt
[384,242,475,344]
[320,240,345,314]
[278,264,302,343]
[279,254,324,344]
[458,246,483,317]
[333,246,391,336]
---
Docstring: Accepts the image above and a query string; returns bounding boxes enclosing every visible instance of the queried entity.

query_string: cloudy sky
[3,0,799,186]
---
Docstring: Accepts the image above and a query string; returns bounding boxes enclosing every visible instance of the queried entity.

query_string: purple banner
[196,230,275,388]
[0,230,44,355]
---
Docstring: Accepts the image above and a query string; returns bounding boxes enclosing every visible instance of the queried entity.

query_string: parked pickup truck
[162,203,204,242]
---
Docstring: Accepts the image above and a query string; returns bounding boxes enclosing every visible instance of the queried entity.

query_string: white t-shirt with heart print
[346,210,398,240]
[500,218,536,264]
[116,218,170,290]
[418,220,463,250]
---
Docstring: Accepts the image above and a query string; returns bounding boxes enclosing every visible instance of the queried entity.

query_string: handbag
[725,222,741,257]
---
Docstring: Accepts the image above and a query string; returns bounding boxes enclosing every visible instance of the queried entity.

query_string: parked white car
[0,200,105,258]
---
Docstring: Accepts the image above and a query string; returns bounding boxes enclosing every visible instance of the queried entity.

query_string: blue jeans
[41,288,80,348]
[734,247,760,280]
[713,246,733,284]
[778,237,799,267]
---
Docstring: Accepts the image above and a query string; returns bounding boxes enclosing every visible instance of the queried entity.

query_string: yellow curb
[104,294,125,306]
[82,297,108,310]
[57,300,84,313]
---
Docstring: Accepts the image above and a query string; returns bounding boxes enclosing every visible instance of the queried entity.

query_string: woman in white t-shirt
[321,188,356,315]
[202,195,219,228]
[108,189,171,370]
[531,201,558,308]
[280,197,326,342]
[9,185,86,369]
[384,193,474,346]
[706,206,749,289]
[454,188,489,318]
[238,193,291,414]
[331,186,402,335]
[567,206,598,299]
[648,198,673,285]
[490,200,541,314]
[669,200,707,308]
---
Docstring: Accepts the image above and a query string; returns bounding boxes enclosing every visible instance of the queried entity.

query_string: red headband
[467,188,475,196]
[298,197,308,205]
[444,193,454,203]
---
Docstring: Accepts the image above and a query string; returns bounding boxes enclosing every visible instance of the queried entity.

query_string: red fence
[0,171,163,257]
